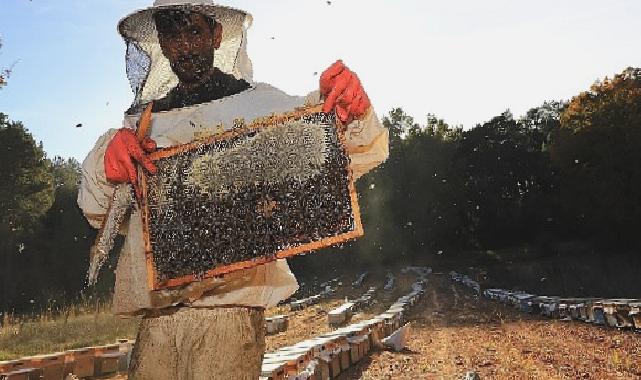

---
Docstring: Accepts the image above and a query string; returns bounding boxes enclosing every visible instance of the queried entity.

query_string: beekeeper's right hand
[104,128,157,200]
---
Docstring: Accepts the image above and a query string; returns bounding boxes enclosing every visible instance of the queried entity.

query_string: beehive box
[558,298,586,320]
[591,301,606,325]
[339,344,351,371]
[578,301,591,321]
[361,335,371,355]
[141,106,362,290]
[328,302,354,326]
[568,300,586,320]
[302,360,321,380]
[629,303,641,330]
[602,300,619,327]
[0,360,33,375]
[27,354,64,380]
[117,339,135,373]
[260,362,286,380]
[318,352,340,379]
[65,348,94,378]
[265,317,281,335]
[314,357,330,380]
[0,362,12,374]
[95,351,123,376]
[348,336,368,363]
[603,299,638,328]
[0,368,41,380]
[538,297,561,318]
[0,361,23,374]
[266,349,310,377]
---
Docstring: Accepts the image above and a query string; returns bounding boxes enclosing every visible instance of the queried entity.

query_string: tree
[460,108,558,248]
[346,108,468,263]
[35,157,95,302]
[550,67,641,245]
[0,113,54,311]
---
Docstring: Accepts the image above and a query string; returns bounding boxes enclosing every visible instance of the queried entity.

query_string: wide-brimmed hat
[118,0,253,44]
[118,0,254,112]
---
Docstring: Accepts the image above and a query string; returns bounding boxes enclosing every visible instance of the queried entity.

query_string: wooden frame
[140,105,363,290]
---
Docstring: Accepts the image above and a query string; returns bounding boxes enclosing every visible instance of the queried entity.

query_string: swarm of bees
[145,112,358,285]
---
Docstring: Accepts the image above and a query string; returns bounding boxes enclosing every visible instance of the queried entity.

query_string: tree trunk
[128,306,265,380]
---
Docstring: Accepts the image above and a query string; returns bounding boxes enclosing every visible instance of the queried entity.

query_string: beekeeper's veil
[118,0,253,112]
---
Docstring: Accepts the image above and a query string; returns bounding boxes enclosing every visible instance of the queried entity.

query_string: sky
[1,0,640,161]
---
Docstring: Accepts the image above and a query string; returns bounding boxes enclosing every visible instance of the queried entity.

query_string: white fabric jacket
[78,82,389,316]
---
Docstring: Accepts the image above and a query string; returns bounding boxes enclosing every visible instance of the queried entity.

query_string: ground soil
[340,273,641,380]
[108,271,641,379]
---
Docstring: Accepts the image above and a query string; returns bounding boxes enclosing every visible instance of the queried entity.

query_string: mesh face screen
[119,6,253,113]
[142,109,362,290]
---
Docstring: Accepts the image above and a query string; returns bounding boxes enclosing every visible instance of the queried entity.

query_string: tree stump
[128,306,265,380]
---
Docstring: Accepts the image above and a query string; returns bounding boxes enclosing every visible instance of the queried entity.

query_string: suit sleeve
[305,90,389,180]
[77,129,119,229]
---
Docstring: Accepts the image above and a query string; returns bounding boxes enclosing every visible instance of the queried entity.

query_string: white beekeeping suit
[78,0,389,318]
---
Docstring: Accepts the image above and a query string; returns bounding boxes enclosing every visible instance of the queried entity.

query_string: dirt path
[342,273,641,379]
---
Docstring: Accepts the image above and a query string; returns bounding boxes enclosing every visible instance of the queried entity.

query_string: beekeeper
[78,0,389,379]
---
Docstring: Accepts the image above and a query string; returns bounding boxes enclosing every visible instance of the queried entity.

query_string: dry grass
[0,301,139,361]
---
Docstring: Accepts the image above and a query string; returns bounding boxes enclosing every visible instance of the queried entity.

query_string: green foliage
[460,108,559,247]
[551,67,641,244]
[0,113,54,312]
[36,157,95,300]
[0,115,102,314]
[0,114,54,237]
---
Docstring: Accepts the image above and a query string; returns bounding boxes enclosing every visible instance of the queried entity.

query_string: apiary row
[449,271,481,294]
[290,281,339,312]
[449,272,641,330]
[260,269,430,380]
[486,290,641,329]
[0,340,134,380]
[352,287,378,312]
[328,286,378,326]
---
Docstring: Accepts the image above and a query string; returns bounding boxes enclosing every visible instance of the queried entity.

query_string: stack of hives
[327,302,356,327]
[266,315,290,335]
[352,287,377,312]
[0,339,135,380]
[260,268,430,380]
[450,271,641,331]
[328,285,379,326]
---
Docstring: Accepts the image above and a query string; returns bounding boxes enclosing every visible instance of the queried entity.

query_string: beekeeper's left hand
[320,60,371,124]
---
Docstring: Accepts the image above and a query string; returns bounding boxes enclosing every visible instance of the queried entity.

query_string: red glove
[320,60,371,124]
[104,128,157,201]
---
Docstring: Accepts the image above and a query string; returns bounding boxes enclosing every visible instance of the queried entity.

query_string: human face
[155,12,222,84]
